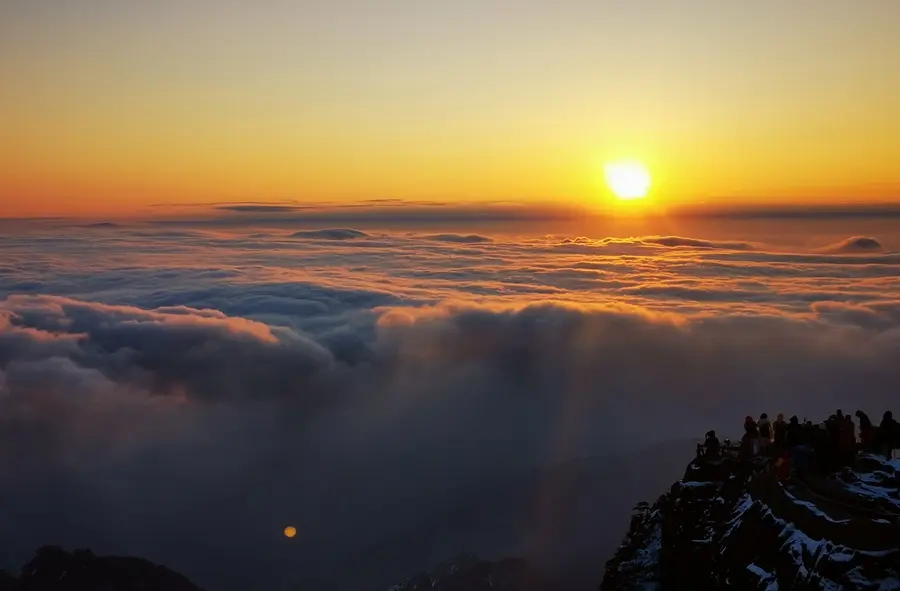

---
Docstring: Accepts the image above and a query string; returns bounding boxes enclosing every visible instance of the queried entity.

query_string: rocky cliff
[600,453,900,590]
[0,546,202,591]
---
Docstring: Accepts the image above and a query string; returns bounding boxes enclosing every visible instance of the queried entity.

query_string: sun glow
[604,161,652,200]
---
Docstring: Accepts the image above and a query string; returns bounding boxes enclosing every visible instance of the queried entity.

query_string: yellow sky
[2,1,899,217]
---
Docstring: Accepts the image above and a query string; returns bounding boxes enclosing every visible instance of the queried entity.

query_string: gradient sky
[2,0,900,216]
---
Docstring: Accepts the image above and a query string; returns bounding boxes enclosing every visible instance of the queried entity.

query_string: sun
[604,160,652,200]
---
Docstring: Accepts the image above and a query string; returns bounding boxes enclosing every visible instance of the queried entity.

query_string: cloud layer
[1,217,900,590]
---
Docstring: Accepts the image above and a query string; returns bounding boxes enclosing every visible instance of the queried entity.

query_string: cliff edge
[0,546,202,591]
[600,453,900,590]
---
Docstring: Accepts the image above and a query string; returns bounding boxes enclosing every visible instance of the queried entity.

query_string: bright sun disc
[604,161,652,200]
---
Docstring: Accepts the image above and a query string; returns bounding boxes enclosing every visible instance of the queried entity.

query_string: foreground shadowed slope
[0,546,202,591]
[601,454,900,590]
[385,553,557,591]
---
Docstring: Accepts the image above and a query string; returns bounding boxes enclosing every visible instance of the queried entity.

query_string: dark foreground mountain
[0,546,202,591]
[385,552,557,591]
[601,453,900,590]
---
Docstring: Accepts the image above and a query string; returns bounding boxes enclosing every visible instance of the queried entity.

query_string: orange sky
[2,1,899,218]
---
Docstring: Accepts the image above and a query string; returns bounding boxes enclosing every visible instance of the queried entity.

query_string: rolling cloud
[290,228,372,240]
[816,236,887,254]
[420,233,495,244]
[1,218,900,590]
[640,235,757,250]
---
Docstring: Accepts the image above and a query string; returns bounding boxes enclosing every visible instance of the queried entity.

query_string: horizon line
[4,199,900,223]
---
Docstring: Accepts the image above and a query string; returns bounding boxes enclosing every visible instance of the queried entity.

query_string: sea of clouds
[2,206,900,590]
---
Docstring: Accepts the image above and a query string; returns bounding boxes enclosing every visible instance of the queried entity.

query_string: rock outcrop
[601,453,900,590]
[0,546,202,591]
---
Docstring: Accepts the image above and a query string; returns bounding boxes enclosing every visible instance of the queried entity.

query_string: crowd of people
[699,409,900,477]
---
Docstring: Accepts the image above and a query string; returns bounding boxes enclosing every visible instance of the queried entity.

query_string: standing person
[879,411,899,458]
[773,413,787,449]
[704,430,721,459]
[839,415,856,465]
[786,416,809,473]
[845,415,856,444]
[758,413,772,454]
[809,420,830,473]
[786,416,803,448]
[742,416,759,457]
[744,416,757,435]
[824,414,841,469]
[856,410,875,453]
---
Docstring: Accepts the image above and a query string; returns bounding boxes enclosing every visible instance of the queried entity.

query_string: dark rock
[9,545,203,591]
[387,553,557,591]
[0,570,16,591]
[600,455,900,590]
